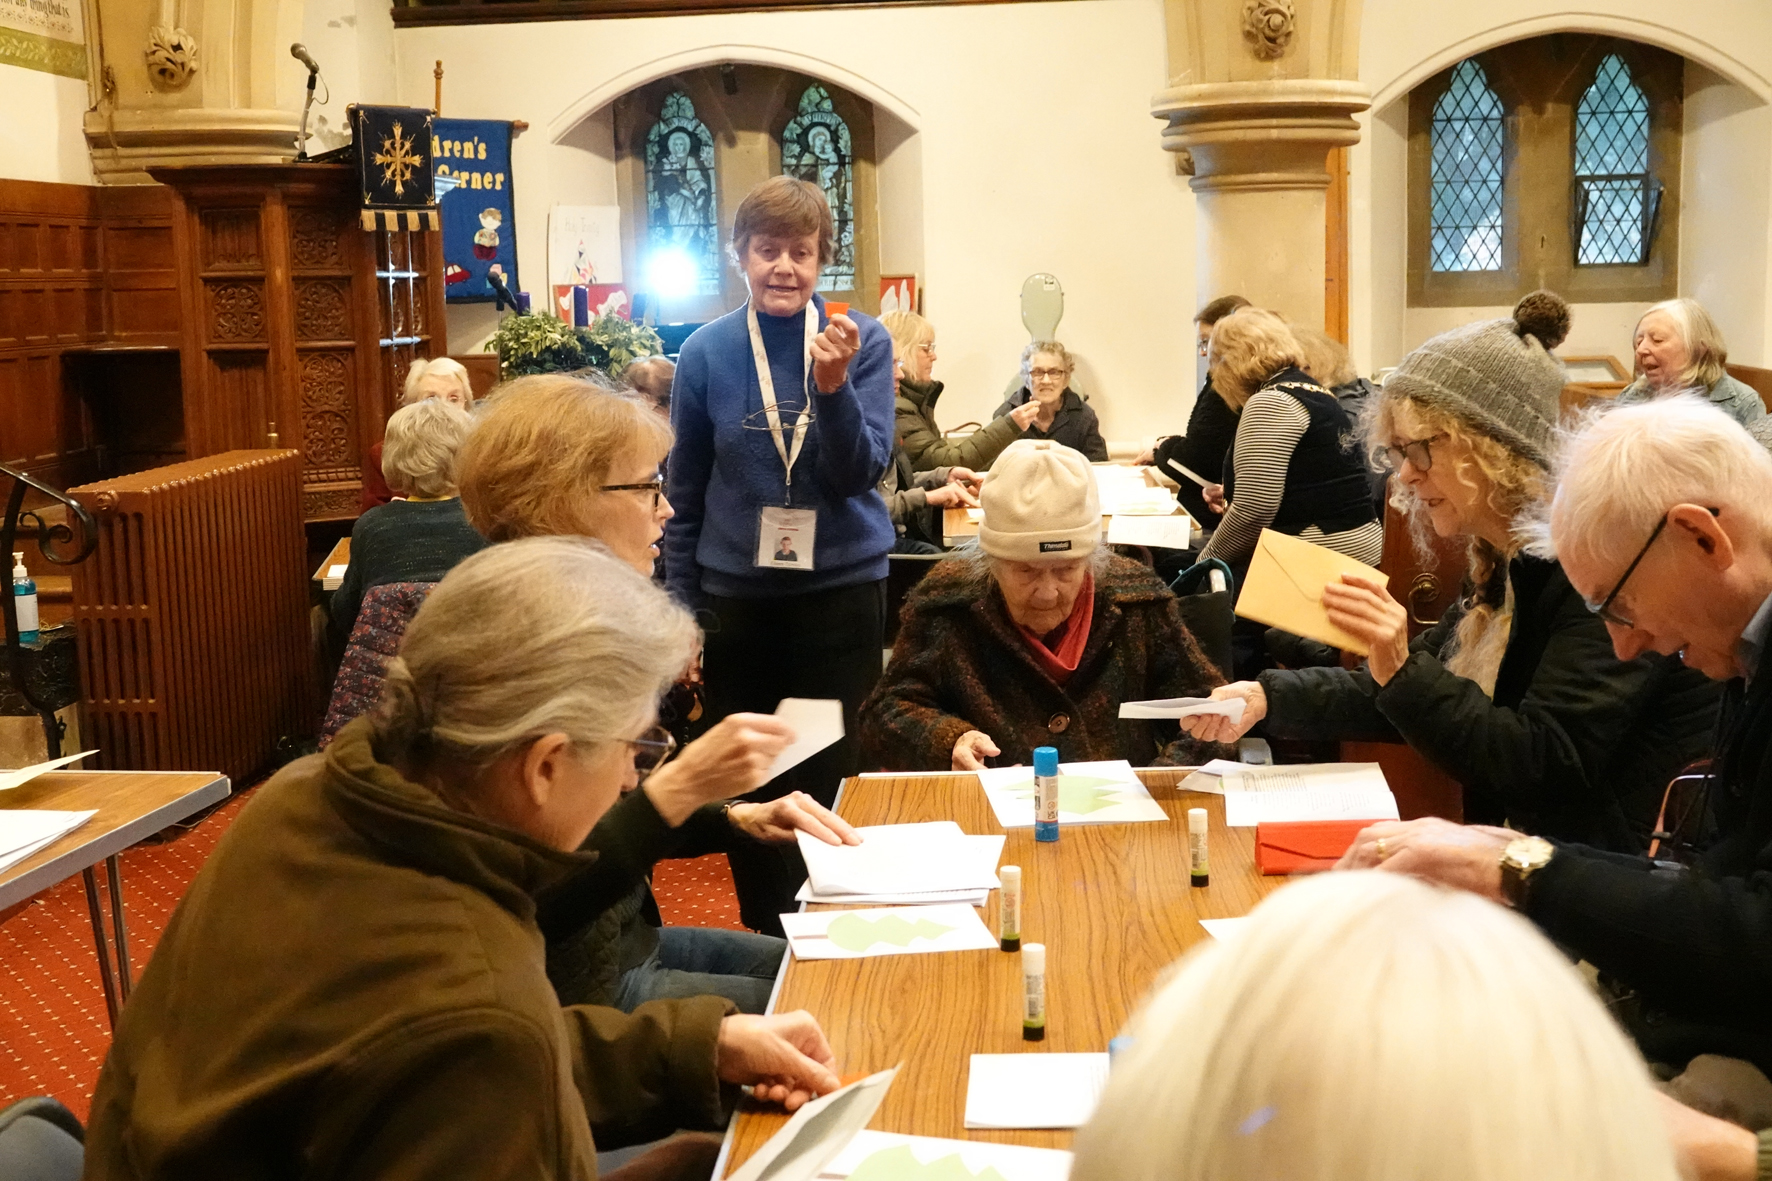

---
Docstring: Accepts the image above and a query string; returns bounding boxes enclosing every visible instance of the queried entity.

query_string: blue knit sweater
[664,296,895,604]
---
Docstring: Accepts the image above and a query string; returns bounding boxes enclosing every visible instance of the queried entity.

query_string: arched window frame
[1573,54,1659,267]
[779,84,857,292]
[1427,59,1506,273]
[1408,35,1682,309]
[642,91,721,296]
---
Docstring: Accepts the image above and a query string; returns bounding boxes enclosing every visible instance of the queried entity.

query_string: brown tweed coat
[860,553,1231,770]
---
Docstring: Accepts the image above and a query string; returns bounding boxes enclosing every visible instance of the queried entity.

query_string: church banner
[0,0,87,79]
[351,105,438,231]
[434,117,517,304]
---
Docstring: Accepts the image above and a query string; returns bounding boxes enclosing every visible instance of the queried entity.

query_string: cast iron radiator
[67,451,313,784]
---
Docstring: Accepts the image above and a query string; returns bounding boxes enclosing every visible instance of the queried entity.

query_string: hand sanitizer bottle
[11,552,39,644]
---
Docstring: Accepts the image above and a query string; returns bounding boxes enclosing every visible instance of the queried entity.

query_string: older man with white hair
[1338,395,1772,1176]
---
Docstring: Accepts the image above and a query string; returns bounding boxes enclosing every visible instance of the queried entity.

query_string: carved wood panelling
[302,486,359,519]
[289,207,347,270]
[294,279,350,341]
[299,351,355,468]
[200,209,261,271]
[206,280,266,342]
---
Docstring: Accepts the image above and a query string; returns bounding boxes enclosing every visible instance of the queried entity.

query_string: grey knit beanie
[1382,297,1569,468]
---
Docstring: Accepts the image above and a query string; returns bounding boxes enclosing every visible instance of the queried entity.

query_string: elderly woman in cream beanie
[861,438,1229,771]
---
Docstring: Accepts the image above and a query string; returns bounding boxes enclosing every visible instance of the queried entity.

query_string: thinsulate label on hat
[1039,540,1072,553]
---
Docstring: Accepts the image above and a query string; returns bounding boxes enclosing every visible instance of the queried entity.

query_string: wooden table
[312,536,351,588]
[0,769,230,1027]
[720,767,1277,1174]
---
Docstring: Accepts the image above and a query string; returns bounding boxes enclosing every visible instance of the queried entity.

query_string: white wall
[1351,1,1772,372]
[300,0,399,154]
[0,64,93,184]
[390,0,1196,449]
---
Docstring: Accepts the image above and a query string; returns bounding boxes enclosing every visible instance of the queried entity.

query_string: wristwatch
[1498,836,1555,909]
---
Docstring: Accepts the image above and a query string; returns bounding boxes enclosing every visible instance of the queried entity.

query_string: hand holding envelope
[1235,530,1390,656]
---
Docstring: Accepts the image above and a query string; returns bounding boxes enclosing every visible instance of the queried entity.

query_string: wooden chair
[1727,363,1772,413]
[1339,479,1469,821]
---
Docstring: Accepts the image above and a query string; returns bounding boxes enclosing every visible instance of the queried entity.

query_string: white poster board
[547,204,623,287]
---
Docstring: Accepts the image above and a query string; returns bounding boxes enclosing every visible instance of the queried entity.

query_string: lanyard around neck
[747,300,817,491]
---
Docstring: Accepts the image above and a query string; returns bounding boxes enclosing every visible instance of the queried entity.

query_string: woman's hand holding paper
[951,730,1001,772]
[1178,682,1266,744]
[716,1011,841,1110]
[644,713,795,824]
[1322,573,1410,685]
[728,790,862,847]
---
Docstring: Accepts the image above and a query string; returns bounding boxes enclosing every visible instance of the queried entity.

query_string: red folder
[1254,820,1370,875]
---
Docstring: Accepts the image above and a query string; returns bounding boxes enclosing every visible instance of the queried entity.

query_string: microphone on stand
[291,43,320,161]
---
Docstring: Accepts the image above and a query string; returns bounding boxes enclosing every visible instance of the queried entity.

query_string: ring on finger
[1376,836,1388,861]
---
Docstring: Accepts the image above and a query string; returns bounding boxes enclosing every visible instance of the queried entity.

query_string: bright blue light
[645,248,700,299]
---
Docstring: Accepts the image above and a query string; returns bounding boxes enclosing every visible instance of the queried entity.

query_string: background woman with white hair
[1185,301,1719,852]
[992,341,1109,461]
[327,397,484,654]
[360,356,478,511]
[1618,297,1765,427]
[1071,871,1682,1181]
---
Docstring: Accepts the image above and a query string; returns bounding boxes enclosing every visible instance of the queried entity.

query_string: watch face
[1505,836,1555,871]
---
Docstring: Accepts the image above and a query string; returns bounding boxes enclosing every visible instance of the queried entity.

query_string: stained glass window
[644,92,720,295]
[1429,60,1506,273]
[780,84,855,291]
[1575,55,1655,265]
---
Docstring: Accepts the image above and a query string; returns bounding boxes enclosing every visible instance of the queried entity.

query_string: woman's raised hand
[1177,681,1266,745]
[951,730,1001,771]
[642,713,794,825]
[728,790,861,847]
[810,314,861,394]
[1323,573,1410,686]
[1010,401,1042,430]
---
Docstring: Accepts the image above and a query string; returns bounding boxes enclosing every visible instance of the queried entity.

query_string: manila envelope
[1234,529,1389,655]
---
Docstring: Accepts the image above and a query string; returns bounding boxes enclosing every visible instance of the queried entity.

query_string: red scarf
[1015,573,1095,687]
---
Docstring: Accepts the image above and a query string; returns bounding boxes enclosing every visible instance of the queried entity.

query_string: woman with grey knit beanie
[1181,295,1721,853]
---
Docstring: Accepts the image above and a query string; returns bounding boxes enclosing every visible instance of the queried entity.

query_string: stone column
[1154,0,1369,327]
[84,0,307,184]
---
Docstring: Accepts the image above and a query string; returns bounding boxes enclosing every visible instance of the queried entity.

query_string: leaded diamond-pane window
[1429,60,1506,272]
[644,92,721,295]
[780,84,855,291]
[1575,55,1657,266]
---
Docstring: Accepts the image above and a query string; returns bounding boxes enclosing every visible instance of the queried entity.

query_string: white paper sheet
[0,809,96,874]
[765,699,846,785]
[0,750,97,791]
[964,1053,1111,1129]
[818,1131,1073,1181]
[797,824,1002,897]
[727,1068,899,1181]
[1117,697,1244,723]
[1198,917,1251,941]
[1104,513,1192,549]
[973,760,1168,829]
[794,881,989,907]
[1221,786,1399,827]
[782,903,999,960]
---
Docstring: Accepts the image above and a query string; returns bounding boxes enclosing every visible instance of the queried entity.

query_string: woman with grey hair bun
[87,537,843,1179]
[861,438,1227,771]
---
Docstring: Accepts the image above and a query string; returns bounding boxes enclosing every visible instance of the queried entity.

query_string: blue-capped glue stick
[1033,746,1059,843]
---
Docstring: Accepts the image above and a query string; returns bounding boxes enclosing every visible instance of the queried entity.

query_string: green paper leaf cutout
[825,913,956,952]
[1007,774,1128,815]
[847,1145,1013,1181]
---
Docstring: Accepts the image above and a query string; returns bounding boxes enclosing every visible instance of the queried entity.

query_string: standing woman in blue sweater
[664,177,896,934]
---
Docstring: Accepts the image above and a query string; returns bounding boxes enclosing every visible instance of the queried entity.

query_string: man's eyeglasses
[1372,433,1449,474]
[1028,368,1067,382]
[1585,507,1720,629]
[626,725,677,777]
[601,476,666,510]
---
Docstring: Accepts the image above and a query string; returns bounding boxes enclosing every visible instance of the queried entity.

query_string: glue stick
[1188,807,1210,887]
[999,865,1022,952]
[1033,746,1059,843]
[1021,942,1047,1041]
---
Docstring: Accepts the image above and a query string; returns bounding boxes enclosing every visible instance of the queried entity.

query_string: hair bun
[1512,290,1572,351]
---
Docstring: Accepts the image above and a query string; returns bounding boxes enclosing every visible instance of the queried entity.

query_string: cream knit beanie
[976,439,1100,561]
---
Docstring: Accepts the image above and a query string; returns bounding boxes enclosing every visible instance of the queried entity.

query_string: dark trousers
[702,578,886,935]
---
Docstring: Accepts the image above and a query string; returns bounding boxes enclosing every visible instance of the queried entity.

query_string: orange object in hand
[1254,820,1371,875]
[824,301,849,317]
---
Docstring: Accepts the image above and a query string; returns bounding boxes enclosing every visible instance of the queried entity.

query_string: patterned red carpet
[0,787,744,1122]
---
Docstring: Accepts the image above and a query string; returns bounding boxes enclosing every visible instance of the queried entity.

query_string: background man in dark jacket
[1336,397,1772,1171]
[1139,293,1250,523]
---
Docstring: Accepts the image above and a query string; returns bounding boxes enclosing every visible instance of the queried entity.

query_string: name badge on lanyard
[750,300,819,571]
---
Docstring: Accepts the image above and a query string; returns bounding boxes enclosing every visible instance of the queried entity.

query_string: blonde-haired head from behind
[1208,308,1306,409]
[1071,871,1679,1181]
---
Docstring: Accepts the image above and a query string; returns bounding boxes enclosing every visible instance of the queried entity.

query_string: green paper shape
[826,913,956,953]
[1007,774,1128,815]
[847,1144,1013,1181]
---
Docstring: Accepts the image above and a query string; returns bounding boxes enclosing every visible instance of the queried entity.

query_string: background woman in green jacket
[887,309,1038,472]
[86,538,840,1181]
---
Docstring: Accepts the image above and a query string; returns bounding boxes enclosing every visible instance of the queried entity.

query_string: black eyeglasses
[625,725,677,778]
[1585,507,1721,629]
[600,476,666,510]
[1372,433,1449,474]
